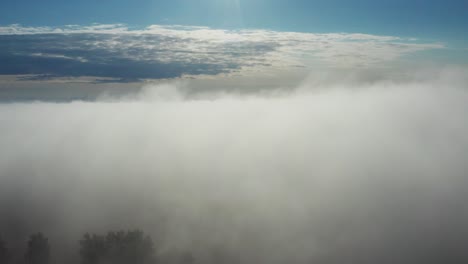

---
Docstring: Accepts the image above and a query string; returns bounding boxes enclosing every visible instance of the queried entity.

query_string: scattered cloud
[0,24,443,81]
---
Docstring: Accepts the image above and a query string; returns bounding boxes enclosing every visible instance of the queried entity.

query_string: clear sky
[1,0,467,42]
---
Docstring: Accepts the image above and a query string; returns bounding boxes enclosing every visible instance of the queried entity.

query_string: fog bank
[1,68,468,263]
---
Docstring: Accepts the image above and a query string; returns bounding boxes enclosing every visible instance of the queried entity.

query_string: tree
[79,233,106,264]
[0,236,9,264]
[80,230,155,264]
[105,230,155,264]
[25,233,50,264]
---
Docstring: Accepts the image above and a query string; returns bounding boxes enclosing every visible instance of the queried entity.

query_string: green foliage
[25,233,50,264]
[80,230,155,264]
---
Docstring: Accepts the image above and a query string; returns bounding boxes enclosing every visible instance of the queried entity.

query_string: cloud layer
[1,67,468,263]
[0,24,443,81]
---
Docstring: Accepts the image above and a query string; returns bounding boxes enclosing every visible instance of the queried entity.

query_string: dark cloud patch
[0,25,444,82]
[0,34,251,81]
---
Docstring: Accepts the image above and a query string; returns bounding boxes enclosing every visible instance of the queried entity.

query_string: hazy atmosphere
[1,1,468,264]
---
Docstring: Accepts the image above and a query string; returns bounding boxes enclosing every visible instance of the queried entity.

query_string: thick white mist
[1,68,468,264]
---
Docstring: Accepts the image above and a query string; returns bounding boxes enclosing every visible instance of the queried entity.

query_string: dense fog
[1,67,468,263]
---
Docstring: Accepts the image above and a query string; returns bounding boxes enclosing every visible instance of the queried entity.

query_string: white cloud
[30,52,88,63]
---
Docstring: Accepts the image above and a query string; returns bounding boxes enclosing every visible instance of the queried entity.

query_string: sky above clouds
[0,0,467,87]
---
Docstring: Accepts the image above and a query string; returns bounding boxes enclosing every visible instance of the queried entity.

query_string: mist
[1,67,468,264]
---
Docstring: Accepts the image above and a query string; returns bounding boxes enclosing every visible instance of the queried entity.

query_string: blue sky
[1,0,467,42]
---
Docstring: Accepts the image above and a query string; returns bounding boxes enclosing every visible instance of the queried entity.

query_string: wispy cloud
[0,24,443,80]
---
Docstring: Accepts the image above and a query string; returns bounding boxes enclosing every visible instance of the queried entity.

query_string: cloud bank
[0,24,443,81]
[1,67,468,263]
